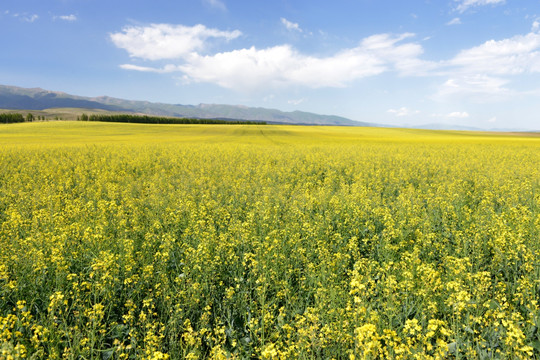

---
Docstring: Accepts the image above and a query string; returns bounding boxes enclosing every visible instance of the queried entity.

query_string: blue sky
[2,0,540,130]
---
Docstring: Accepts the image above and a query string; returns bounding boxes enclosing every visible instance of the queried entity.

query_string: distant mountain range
[2,85,537,131]
[0,85,371,126]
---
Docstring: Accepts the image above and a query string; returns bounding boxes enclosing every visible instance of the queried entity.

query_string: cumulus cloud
[182,33,432,89]
[432,27,540,101]
[177,45,379,89]
[110,24,242,60]
[113,20,540,98]
[455,0,505,13]
[117,28,430,90]
[361,33,436,76]
[448,31,540,75]
[387,107,420,117]
[281,18,302,32]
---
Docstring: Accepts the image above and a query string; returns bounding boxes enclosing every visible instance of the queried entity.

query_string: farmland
[1,121,539,359]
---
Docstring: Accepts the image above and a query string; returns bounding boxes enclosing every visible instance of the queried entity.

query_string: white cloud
[432,27,540,101]
[24,14,38,22]
[446,17,462,25]
[56,14,77,22]
[12,13,39,22]
[110,24,242,61]
[434,75,512,102]
[360,33,436,76]
[447,111,469,118]
[287,98,305,105]
[387,107,420,117]
[487,116,497,123]
[120,64,180,73]
[178,34,429,90]
[448,31,540,75]
[202,0,227,11]
[431,111,470,118]
[112,21,540,97]
[116,28,429,90]
[177,45,378,89]
[455,0,505,13]
[281,18,302,32]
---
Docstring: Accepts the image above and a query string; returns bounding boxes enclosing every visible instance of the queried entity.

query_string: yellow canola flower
[0,122,538,359]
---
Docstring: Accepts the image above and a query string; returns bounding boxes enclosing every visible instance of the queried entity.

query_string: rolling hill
[0,85,370,126]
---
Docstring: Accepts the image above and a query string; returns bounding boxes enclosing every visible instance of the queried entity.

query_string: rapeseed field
[1,122,539,359]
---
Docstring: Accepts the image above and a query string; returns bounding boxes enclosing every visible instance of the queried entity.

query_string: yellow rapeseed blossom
[0,122,538,358]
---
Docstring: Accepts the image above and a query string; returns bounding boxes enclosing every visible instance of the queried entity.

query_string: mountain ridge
[0,85,371,126]
[2,85,537,131]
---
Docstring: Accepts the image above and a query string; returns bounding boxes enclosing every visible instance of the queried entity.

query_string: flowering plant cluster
[1,123,539,359]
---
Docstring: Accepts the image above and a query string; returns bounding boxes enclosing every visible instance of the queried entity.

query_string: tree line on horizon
[1,112,266,125]
[0,113,36,123]
[84,114,266,125]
